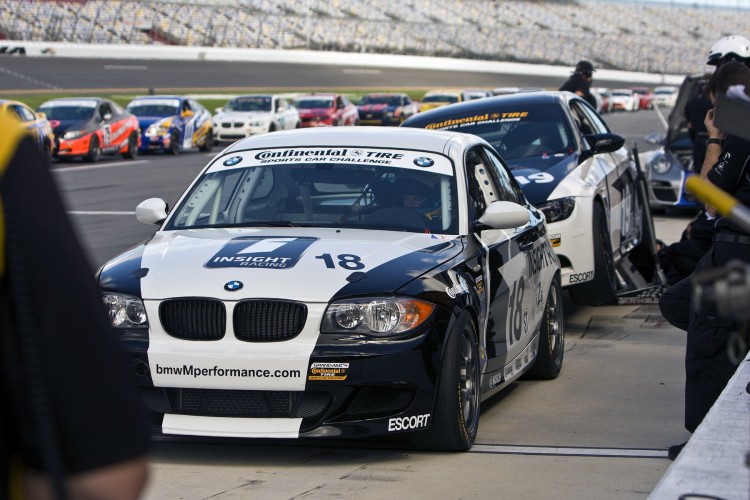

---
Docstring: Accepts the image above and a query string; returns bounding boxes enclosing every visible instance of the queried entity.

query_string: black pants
[658,238,750,432]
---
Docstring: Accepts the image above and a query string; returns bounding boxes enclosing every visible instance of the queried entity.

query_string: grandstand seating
[0,0,747,75]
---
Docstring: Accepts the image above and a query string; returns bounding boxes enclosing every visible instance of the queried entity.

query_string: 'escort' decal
[569,271,594,283]
[388,414,431,432]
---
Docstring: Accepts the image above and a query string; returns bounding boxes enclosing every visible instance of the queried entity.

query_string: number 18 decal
[316,253,365,270]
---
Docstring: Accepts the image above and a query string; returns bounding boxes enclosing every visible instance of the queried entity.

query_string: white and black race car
[99,127,562,451]
[403,91,656,305]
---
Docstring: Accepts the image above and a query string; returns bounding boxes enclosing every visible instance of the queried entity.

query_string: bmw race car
[126,95,214,154]
[38,97,140,162]
[294,93,359,127]
[213,94,301,144]
[1,99,55,158]
[356,93,419,126]
[99,127,563,451]
[403,91,654,306]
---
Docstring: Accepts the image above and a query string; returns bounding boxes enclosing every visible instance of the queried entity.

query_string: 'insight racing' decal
[206,236,317,269]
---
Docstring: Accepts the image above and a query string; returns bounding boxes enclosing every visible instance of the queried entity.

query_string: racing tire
[525,276,564,380]
[268,124,276,133]
[85,135,100,162]
[199,129,213,152]
[569,203,618,306]
[168,132,180,155]
[412,311,480,451]
[122,132,139,159]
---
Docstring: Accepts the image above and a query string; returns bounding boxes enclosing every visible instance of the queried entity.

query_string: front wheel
[168,132,180,155]
[525,276,564,379]
[122,132,139,159]
[569,203,618,305]
[412,311,480,451]
[85,135,100,162]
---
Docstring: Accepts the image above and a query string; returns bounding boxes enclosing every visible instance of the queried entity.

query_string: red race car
[38,97,140,161]
[630,87,654,110]
[293,93,359,127]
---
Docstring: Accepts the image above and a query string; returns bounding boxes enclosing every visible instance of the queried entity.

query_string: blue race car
[126,95,214,154]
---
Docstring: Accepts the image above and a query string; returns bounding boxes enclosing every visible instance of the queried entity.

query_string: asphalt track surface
[0,56,660,93]
[24,57,695,499]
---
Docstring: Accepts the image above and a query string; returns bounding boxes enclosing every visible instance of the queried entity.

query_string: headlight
[102,292,148,328]
[63,129,85,140]
[249,120,266,127]
[650,154,672,174]
[321,297,435,337]
[535,197,576,223]
[386,111,395,117]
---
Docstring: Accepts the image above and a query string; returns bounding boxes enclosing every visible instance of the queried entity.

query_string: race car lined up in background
[293,93,359,127]
[419,89,463,112]
[356,93,419,126]
[125,95,214,154]
[38,97,140,162]
[403,91,657,306]
[1,99,55,158]
[213,94,301,144]
[639,74,704,213]
[99,127,563,451]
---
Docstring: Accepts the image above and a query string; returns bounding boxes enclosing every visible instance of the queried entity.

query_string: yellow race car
[1,99,55,158]
[419,89,464,112]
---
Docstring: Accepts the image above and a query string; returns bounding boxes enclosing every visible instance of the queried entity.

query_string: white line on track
[653,103,669,130]
[469,444,668,459]
[68,211,135,215]
[104,65,148,70]
[342,68,382,74]
[53,160,149,172]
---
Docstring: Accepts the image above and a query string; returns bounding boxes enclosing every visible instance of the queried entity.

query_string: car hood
[137,116,174,129]
[298,108,333,117]
[51,119,90,134]
[358,103,392,112]
[505,154,579,205]
[99,227,463,302]
[214,111,270,122]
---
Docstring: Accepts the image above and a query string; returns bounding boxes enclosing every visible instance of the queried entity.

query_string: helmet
[707,35,750,66]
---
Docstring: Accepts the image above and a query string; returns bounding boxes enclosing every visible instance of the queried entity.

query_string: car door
[579,99,640,255]
[464,146,535,379]
[98,101,116,149]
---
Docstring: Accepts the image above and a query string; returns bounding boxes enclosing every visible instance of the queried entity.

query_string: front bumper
[120,320,445,440]
[214,123,266,142]
[543,199,596,288]
[140,134,170,152]
[55,133,93,157]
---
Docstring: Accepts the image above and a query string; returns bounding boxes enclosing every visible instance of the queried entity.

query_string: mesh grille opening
[159,299,226,340]
[234,300,307,342]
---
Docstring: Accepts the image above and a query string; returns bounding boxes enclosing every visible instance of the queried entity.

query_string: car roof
[222,126,478,155]
[41,97,105,104]
[402,91,566,125]
[130,95,183,100]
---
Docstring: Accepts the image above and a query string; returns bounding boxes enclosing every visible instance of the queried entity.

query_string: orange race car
[37,97,140,161]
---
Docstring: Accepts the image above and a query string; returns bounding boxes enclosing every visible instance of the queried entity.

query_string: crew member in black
[0,114,151,499]
[658,61,750,461]
[559,60,597,108]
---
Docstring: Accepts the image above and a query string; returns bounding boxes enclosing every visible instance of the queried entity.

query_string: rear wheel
[122,132,139,159]
[525,276,564,379]
[412,311,480,451]
[85,135,100,162]
[569,203,618,305]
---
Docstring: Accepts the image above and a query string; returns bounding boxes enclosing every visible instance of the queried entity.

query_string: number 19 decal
[316,253,365,270]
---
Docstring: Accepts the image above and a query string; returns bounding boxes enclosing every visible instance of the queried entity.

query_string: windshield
[294,98,334,109]
[420,103,574,162]
[166,157,457,234]
[361,95,401,106]
[38,101,96,121]
[611,90,631,96]
[654,89,675,95]
[126,99,180,117]
[224,97,272,112]
[422,94,458,104]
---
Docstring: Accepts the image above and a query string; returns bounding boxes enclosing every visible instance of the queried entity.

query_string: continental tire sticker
[308,362,349,381]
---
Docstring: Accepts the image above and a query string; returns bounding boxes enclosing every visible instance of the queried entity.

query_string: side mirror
[581,132,625,160]
[102,113,113,122]
[214,107,223,114]
[477,201,530,230]
[37,111,47,120]
[181,110,195,118]
[136,198,168,225]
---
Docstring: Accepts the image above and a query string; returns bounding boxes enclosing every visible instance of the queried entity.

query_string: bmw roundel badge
[414,157,434,167]
[223,156,242,167]
[224,280,243,291]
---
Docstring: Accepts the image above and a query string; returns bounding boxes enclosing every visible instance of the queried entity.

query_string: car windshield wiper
[228,220,298,227]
